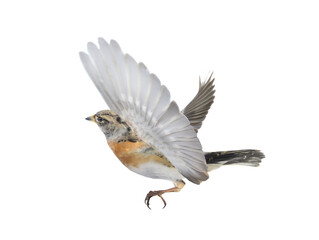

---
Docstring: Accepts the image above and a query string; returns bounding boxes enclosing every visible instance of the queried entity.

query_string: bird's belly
[107,140,183,181]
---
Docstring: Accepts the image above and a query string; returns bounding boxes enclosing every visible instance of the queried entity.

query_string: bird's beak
[85,115,95,123]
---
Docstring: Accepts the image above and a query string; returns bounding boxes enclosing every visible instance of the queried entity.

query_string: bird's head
[86,110,130,141]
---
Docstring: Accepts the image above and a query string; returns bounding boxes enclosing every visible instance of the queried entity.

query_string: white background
[0,1,318,239]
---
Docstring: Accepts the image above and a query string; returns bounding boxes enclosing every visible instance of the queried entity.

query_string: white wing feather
[80,39,209,184]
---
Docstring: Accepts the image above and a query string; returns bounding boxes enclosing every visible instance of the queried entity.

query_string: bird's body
[89,110,184,182]
[108,134,182,182]
[80,39,265,208]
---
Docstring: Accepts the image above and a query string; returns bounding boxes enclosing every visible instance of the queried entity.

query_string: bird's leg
[144,180,185,209]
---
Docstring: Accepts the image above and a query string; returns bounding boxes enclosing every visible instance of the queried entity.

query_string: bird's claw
[144,190,167,209]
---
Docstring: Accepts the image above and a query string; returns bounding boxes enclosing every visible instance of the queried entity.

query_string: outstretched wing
[80,39,208,184]
[182,74,215,132]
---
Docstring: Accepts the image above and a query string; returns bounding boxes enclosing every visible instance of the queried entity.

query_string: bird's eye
[97,117,103,122]
[116,116,121,123]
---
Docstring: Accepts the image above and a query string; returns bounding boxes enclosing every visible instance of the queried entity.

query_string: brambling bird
[80,39,265,209]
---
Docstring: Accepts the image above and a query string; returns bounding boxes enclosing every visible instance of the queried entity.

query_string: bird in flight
[80,39,265,209]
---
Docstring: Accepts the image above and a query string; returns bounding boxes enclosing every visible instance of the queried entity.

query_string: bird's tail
[205,149,265,171]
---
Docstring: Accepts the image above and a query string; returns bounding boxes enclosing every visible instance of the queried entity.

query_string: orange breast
[107,140,173,168]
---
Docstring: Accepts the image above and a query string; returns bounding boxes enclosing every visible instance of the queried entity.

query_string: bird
[80,38,265,209]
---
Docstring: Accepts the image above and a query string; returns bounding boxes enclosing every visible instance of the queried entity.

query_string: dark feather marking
[205,149,265,166]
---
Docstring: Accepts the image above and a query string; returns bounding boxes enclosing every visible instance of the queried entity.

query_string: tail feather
[205,150,265,171]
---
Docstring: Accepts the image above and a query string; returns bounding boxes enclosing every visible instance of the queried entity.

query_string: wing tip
[187,171,209,185]
[98,37,107,46]
[79,51,91,69]
[110,39,122,51]
[79,51,87,58]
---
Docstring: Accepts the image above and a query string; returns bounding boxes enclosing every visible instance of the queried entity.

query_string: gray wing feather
[182,73,215,132]
[80,39,209,184]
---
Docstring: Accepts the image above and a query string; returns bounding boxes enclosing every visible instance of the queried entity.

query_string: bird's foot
[144,190,167,209]
[144,181,185,209]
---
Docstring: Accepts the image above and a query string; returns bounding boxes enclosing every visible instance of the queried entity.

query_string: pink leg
[144,181,185,209]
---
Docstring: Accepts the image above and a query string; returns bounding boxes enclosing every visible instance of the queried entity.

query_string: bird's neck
[104,127,128,142]
[104,126,140,143]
